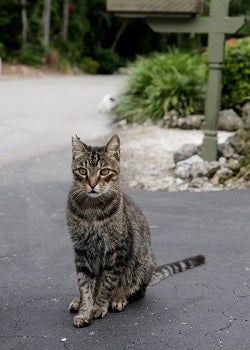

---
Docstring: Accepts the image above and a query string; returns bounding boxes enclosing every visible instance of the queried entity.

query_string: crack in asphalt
[205,313,237,336]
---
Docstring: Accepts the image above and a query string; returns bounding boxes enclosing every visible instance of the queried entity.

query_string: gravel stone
[173,144,199,163]
[174,163,191,179]
[114,123,248,192]
[218,109,244,131]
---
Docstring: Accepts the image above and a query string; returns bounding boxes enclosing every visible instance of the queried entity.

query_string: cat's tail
[150,254,205,286]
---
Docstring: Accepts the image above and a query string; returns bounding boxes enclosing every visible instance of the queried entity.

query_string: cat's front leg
[92,268,122,319]
[72,271,95,327]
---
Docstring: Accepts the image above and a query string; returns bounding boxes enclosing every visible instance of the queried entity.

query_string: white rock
[175,178,185,185]
[205,161,220,177]
[219,109,243,131]
[227,158,240,171]
[219,143,235,158]
[177,115,204,129]
[116,119,127,128]
[173,144,199,163]
[190,177,207,189]
[191,161,208,178]
[178,154,204,166]
[174,163,191,179]
[218,157,227,167]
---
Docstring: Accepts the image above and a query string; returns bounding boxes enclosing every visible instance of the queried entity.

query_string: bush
[113,50,206,122]
[222,37,250,108]
[55,56,72,74]
[80,57,99,74]
[19,43,44,67]
[94,48,121,74]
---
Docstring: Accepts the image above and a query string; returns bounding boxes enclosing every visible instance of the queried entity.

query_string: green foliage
[55,56,72,73]
[113,50,206,122]
[222,37,250,108]
[239,11,250,36]
[80,57,99,74]
[0,42,6,59]
[0,0,249,74]
[19,43,43,67]
[53,38,80,65]
[28,1,42,40]
[0,0,22,57]
[94,48,121,74]
[241,154,250,169]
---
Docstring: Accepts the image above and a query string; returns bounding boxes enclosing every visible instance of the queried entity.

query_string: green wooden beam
[147,16,245,34]
[107,0,204,14]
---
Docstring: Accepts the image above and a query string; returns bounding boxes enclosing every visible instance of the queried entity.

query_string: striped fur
[150,255,205,286]
[66,135,205,328]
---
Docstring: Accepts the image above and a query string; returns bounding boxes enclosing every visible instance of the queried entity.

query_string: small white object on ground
[98,94,116,113]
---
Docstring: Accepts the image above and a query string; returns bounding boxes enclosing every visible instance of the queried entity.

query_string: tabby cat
[66,135,205,328]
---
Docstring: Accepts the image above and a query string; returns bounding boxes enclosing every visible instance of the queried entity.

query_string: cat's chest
[74,228,108,263]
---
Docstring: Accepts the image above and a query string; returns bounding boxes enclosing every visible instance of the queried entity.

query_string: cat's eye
[78,168,87,176]
[100,168,110,176]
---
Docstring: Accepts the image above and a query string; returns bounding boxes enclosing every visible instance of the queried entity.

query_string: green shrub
[94,48,121,74]
[222,37,250,108]
[80,57,99,74]
[113,50,206,122]
[55,56,72,74]
[19,43,43,67]
[52,38,83,65]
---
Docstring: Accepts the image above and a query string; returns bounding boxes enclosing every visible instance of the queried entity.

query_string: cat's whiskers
[106,186,120,198]
[70,189,86,202]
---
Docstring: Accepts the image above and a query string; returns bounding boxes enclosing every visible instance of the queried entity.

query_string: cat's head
[71,135,120,198]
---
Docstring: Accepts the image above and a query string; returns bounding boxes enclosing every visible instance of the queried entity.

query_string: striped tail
[150,254,205,286]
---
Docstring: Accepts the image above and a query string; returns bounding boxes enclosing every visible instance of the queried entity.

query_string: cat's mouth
[87,189,101,198]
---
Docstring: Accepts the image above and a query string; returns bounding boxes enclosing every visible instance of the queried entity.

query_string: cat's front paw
[92,305,108,319]
[69,297,80,313]
[73,313,92,328]
[111,298,128,312]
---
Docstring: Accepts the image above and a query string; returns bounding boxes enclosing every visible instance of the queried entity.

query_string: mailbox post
[107,0,245,161]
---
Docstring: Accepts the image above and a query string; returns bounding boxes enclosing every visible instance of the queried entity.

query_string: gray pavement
[1,147,249,350]
[0,76,249,349]
[0,75,124,167]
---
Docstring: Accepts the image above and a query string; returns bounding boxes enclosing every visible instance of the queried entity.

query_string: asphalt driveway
[0,147,249,350]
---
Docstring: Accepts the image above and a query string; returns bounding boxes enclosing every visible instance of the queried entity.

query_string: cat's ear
[72,135,88,160]
[105,135,120,161]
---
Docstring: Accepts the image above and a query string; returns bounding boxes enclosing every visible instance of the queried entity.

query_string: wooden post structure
[107,0,245,161]
[203,1,231,160]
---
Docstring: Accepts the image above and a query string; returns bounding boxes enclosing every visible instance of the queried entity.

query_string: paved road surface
[0,75,124,167]
[0,76,249,349]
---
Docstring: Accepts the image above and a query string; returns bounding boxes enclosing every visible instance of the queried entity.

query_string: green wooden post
[202,0,228,161]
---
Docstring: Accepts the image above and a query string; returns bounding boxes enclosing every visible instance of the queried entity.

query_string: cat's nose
[89,182,97,189]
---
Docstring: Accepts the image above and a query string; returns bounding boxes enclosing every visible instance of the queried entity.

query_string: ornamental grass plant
[113,50,206,122]
[113,38,250,123]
